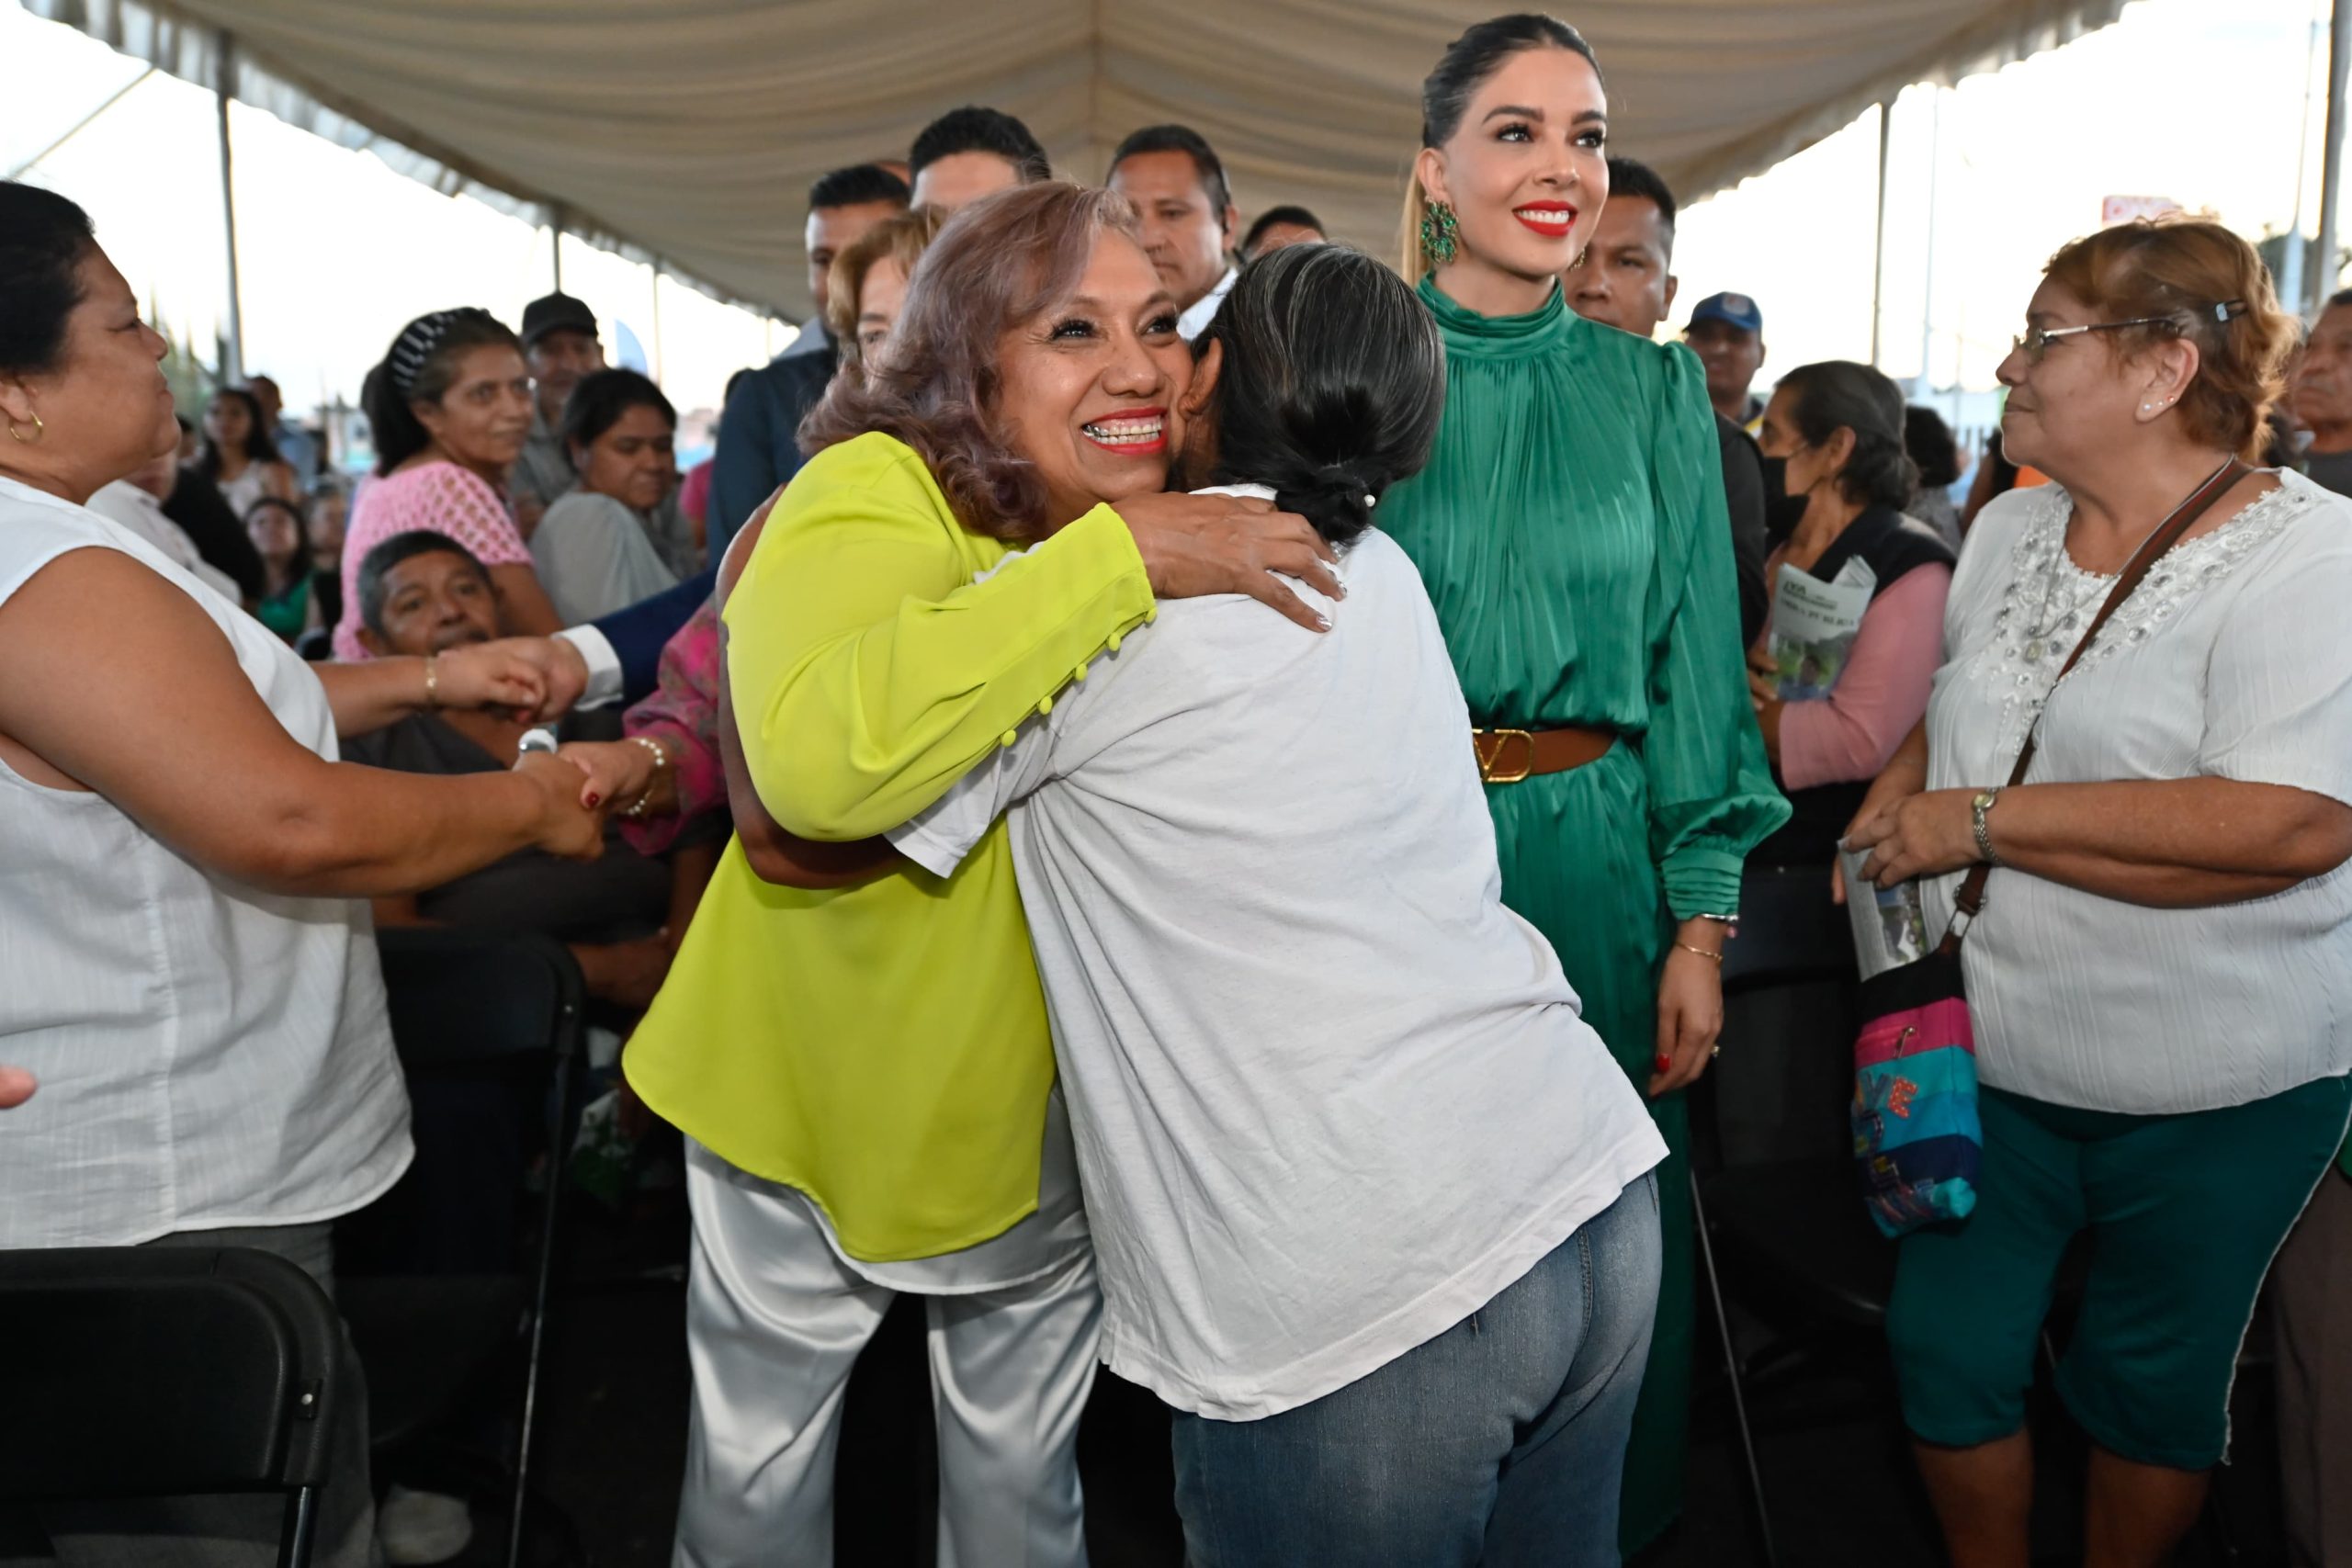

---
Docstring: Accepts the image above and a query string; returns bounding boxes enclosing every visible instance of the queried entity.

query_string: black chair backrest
[374,927,584,1073]
[0,1247,343,1502]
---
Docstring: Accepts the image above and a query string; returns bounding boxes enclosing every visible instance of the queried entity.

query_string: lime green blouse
[623,432,1156,1261]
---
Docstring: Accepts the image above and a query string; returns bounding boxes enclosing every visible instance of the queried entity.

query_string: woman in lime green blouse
[1377,18,1790,1553]
[623,184,1334,1566]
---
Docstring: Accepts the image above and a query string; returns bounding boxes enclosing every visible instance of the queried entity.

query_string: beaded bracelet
[621,736,670,820]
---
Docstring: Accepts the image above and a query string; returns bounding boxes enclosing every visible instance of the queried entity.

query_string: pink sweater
[1773,560,1951,790]
[334,462,532,660]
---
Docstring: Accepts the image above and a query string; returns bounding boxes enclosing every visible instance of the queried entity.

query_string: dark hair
[195,387,284,482]
[243,495,310,582]
[1903,405,1962,489]
[1775,361,1917,512]
[1407,15,1600,278]
[362,308,522,476]
[560,368,676,460]
[356,529,489,637]
[160,467,266,601]
[909,107,1050,186]
[2329,287,2352,311]
[808,163,912,214]
[1109,124,1231,216]
[0,181,97,378]
[1193,243,1446,547]
[1241,205,1326,254]
[801,183,1143,541]
[1604,155,1677,237]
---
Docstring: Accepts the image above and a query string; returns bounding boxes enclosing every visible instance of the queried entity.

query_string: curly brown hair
[2041,218,2298,462]
[799,183,1145,542]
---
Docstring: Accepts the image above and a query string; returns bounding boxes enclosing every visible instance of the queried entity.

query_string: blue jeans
[1170,1171,1662,1567]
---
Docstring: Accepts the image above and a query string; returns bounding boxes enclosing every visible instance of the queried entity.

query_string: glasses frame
[2010,315,2180,366]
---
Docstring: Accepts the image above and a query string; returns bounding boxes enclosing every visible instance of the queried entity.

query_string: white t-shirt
[0,475,413,1247]
[891,491,1664,1419]
[1924,471,2352,1112]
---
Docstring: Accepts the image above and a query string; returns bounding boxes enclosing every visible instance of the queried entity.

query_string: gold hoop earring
[6,411,41,445]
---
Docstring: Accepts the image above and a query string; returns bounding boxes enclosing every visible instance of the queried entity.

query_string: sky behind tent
[2,0,2335,436]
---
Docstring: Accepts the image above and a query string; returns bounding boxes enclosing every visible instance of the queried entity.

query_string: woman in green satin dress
[1379,17,1789,1554]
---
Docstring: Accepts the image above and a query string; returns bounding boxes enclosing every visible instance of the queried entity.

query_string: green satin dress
[1382,278,1789,1553]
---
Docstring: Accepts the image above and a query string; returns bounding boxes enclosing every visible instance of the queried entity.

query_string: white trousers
[673,1145,1101,1568]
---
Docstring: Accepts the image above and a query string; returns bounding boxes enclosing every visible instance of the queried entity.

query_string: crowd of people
[4,8,2352,1568]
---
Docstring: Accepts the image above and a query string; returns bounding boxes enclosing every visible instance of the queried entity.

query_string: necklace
[2018,456,2234,664]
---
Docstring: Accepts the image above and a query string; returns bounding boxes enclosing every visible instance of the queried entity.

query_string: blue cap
[1688,292,1762,334]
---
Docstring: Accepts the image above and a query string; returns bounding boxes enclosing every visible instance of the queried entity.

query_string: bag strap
[1944,457,2251,936]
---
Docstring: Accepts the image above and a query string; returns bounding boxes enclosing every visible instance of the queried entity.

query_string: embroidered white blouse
[1923,471,2352,1113]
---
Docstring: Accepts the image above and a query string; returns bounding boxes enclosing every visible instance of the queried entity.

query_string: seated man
[343,530,679,1011]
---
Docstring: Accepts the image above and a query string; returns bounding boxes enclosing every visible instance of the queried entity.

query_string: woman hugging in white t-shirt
[889,241,1668,1568]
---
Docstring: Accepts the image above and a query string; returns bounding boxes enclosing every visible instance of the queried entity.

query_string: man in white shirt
[85,447,243,603]
[1107,124,1239,341]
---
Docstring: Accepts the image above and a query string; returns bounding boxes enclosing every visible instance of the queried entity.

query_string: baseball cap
[1687,292,1762,334]
[519,291,599,348]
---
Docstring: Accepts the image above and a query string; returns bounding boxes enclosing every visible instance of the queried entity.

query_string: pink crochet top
[334,461,532,660]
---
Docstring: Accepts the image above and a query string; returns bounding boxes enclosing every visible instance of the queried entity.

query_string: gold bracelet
[1673,942,1724,964]
[423,653,439,710]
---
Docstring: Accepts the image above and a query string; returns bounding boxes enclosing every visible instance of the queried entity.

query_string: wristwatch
[1971,787,2004,867]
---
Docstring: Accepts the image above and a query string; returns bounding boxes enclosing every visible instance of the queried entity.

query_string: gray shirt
[530,490,680,624]
[512,410,704,580]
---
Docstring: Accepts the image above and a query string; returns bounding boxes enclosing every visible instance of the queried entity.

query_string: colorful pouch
[1851,953,1979,1237]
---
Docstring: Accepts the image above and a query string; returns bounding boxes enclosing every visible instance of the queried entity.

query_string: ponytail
[362,308,520,476]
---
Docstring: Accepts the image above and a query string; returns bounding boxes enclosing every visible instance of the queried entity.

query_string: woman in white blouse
[0,181,606,1567]
[1849,220,2352,1568]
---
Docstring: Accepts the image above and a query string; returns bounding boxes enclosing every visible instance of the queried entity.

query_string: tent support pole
[1918,88,1940,393]
[5,67,154,181]
[2315,0,2351,315]
[651,260,666,384]
[215,33,245,383]
[1871,98,1891,367]
[550,205,566,292]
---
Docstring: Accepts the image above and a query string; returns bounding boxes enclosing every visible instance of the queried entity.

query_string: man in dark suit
[707,164,910,558]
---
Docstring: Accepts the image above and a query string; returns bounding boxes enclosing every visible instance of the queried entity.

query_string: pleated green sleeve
[1641,346,1792,918]
[725,432,1158,841]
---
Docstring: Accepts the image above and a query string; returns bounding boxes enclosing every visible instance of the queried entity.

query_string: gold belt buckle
[1473,728,1536,784]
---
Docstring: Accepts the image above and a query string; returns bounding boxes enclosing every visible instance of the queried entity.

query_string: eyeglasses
[2010,300,2247,366]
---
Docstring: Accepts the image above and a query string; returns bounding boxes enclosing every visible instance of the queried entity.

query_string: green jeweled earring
[1419,200,1460,268]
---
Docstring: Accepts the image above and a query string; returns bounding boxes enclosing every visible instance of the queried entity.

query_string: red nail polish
[585,793,602,808]
[1654,1053,1671,1073]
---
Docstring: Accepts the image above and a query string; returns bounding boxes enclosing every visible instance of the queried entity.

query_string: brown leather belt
[1471,726,1615,784]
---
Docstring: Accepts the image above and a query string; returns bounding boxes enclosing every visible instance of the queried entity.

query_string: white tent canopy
[30,0,2126,320]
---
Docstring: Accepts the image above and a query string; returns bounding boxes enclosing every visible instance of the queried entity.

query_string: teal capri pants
[1887,1076,2352,1470]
